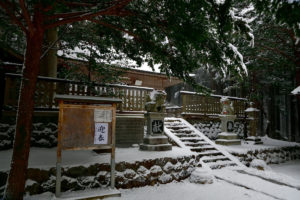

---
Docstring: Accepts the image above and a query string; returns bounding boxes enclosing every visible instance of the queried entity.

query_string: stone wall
[0,113,145,149]
[187,118,246,140]
[116,114,144,147]
[0,155,201,196]
[230,146,300,166]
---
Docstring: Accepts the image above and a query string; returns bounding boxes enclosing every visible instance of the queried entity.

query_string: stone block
[139,143,172,151]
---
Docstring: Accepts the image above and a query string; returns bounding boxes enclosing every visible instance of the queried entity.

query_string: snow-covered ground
[23,157,300,200]
[270,160,300,180]
[107,160,300,200]
[218,136,300,154]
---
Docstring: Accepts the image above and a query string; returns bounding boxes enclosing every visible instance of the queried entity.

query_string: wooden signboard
[59,104,113,150]
[54,95,122,198]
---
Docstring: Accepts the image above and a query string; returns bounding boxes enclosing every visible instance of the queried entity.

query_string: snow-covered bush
[189,168,214,184]
[250,159,271,171]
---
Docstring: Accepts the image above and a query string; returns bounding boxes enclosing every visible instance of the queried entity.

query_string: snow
[291,86,300,95]
[271,160,300,180]
[228,43,248,75]
[189,168,214,184]
[249,159,271,171]
[23,160,300,200]
[59,44,161,73]
[245,107,259,112]
[214,168,300,200]
[179,91,248,101]
[219,136,300,154]
[0,147,194,170]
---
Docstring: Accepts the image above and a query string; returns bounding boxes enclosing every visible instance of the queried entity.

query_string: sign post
[54,95,121,198]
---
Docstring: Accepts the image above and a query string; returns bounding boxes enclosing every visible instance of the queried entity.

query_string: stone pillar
[245,102,263,144]
[140,91,172,151]
[215,97,241,145]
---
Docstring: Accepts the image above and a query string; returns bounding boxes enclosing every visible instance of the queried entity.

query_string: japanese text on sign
[94,123,108,144]
[94,109,112,122]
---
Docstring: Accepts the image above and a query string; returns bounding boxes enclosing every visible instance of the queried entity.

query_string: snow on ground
[0,147,195,170]
[218,136,300,154]
[110,180,276,200]
[24,160,300,200]
[270,160,300,180]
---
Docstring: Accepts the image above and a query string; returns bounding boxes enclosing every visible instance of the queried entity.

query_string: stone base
[218,133,239,140]
[139,135,172,151]
[215,139,241,146]
[215,132,241,146]
[246,136,263,145]
[143,135,169,145]
[139,143,172,151]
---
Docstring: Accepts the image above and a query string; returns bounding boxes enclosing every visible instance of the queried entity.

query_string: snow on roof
[291,86,300,95]
[58,44,161,73]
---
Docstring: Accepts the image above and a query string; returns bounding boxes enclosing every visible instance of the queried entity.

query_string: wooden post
[111,103,116,188]
[56,100,63,197]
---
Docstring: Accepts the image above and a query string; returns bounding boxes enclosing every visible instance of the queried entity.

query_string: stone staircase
[164,118,244,170]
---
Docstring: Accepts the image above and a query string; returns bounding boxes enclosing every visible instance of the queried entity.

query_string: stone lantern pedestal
[139,90,172,151]
[245,103,263,144]
[215,97,241,146]
[215,115,241,145]
[140,112,172,151]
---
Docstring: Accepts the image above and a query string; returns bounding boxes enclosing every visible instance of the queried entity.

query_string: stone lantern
[245,102,262,144]
[215,97,241,145]
[139,90,172,151]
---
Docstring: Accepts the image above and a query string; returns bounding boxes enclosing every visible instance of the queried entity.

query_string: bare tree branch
[0,1,28,33]
[46,11,89,20]
[19,0,33,30]
[44,0,133,29]
[89,18,140,40]
[256,43,295,62]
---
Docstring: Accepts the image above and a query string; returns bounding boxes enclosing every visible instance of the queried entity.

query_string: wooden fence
[181,91,248,118]
[3,73,153,112]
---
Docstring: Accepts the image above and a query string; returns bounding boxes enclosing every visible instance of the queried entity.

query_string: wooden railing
[181,91,248,118]
[3,73,153,112]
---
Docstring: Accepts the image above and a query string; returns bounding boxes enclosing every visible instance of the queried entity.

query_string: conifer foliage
[0,1,254,199]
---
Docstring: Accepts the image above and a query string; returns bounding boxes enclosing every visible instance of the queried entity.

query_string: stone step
[215,139,241,146]
[175,133,199,138]
[208,160,237,169]
[180,138,205,143]
[190,146,216,152]
[164,121,184,126]
[164,119,181,123]
[171,130,194,134]
[184,142,210,147]
[139,143,172,151]
[166,126,189,130]
[202,155,230,163]
[197,150,224,157]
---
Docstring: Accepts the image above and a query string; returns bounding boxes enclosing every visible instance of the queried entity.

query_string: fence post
[0,67,5,118]
[182,93,187,113]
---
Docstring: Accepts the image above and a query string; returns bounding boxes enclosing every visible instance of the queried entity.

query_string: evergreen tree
[0,1,254,198]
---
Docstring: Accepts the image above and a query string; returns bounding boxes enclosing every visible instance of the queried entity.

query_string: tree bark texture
[3,28,44,200]
[39,27,58,77]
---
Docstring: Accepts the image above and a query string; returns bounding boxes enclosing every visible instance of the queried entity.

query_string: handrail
[5,73,153,90]
[181,90,248,118]
[3,73,154,112]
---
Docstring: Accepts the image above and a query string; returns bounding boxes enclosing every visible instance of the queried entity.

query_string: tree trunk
[3,29,44,200]
[39,27,58,78]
